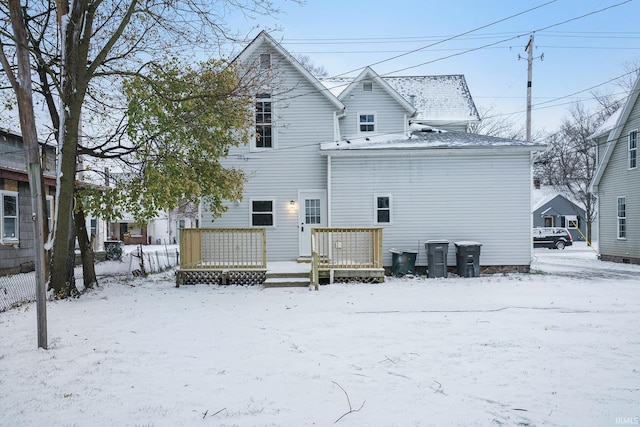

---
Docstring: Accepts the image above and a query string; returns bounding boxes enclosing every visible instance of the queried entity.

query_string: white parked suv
[533,227,573,250]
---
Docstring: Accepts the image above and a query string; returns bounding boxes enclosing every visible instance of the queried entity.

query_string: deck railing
[179,228,267,269]
[310,227,383,289]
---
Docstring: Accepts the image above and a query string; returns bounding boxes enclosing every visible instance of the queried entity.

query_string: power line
[329,0,559,78]
[380,0,633,76]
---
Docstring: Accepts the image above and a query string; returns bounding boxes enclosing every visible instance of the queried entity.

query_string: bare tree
[535,101,619,242]
[468,104,527,140]
[1,0,299,295]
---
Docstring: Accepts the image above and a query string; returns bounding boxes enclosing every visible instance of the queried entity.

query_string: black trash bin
[389,249,418,276]
[425,240,449,278]
[454,241,482,277]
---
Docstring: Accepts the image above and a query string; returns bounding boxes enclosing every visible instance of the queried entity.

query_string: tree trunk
[65,213,78,298]
[50,115,80,295]
[50,0,85,295]
[75,199,98,289]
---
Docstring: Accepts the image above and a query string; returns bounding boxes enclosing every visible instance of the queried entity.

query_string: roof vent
[409,95,416,106]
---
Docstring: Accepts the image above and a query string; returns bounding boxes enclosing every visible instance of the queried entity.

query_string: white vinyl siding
[340,79,407,139]
[329,152,532,267]
[205,43,337,261]
[597,97,640,260]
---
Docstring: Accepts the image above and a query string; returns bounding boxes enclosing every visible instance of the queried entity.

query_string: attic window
[260,53,271,69]
[362,81,373,92]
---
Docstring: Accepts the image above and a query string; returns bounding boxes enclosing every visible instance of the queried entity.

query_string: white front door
[298,190,327,257]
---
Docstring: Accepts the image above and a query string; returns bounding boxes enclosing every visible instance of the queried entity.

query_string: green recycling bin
[389,249,418,276]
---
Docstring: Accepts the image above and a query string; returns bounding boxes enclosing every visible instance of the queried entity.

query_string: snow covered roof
[384,75,480,124]
[321,74,479,125]
[320,128,545,154]
[589,107,622,140]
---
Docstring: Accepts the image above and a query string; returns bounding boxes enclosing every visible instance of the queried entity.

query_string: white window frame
[253,93,275,151]
[1,190,19,243]
[563,215,578,229]
[250,199,276,228]
[259,53,271,70]
[617,196,626,240]
[358,112,376,133]
[629,129,637,169]
[46,195,53,233]
[362,81,373,92]
[374,194,392,225]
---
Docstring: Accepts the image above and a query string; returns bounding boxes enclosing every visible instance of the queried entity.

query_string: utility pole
[3,0,48,349]
[520,33,543,142]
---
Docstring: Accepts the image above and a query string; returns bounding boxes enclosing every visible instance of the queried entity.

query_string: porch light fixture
[289,200,296,210]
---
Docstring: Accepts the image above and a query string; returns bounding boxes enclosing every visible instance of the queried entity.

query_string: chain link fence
[0,246,179,313]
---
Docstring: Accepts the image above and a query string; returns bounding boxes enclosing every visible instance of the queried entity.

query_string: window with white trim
[251,200,275,227]
[359,113,376,133]
[46,195,53,232]
[1,191,19,243]
[255,93,273,149]
[375,195,392,224]
[362,81,373,91]
[629,130,637,169]
[617,196,626,239]
[562,215,579,229]
[260,53,271,69]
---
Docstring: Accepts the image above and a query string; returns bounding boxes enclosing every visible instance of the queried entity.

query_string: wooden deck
[177,227,385,288]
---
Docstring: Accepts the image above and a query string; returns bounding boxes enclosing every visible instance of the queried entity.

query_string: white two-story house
[590,75,640,264]
[201,31,546,271]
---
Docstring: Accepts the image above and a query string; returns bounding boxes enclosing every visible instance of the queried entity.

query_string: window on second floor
[362,81,373,92]
[255,93,273,149]
[617,196,626,239]
[359,113,376,133]
[1,191,19,243]
[260,53,271,69]
[629,130,637,169]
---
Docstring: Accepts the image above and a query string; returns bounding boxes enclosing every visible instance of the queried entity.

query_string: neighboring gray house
[590,75,640,264]
[201,31,546,270]
[0,128,56,275]
[532,188,587,242]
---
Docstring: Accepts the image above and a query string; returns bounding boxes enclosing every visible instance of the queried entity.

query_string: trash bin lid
[454,241,482,247]
[402,249,419,254]
[426,239,449,244]
[389,248,403,254]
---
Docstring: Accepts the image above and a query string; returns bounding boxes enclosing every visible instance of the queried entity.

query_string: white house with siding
[201,31,546,271]
[590,75,640,264]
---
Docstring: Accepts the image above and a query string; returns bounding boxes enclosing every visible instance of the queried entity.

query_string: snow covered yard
[1,244,639,426]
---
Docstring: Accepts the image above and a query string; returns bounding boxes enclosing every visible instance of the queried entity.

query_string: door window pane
[305,199,321,224]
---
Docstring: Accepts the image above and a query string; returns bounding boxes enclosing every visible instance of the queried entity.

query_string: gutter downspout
[327,155,332,227]
[328,108,345,228]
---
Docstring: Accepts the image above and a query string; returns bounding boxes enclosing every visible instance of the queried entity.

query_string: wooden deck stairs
[263,270,311,288]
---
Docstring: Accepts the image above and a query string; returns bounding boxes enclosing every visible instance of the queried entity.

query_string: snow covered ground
[1,243,639,426]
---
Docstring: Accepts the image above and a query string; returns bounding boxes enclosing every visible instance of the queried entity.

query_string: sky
[2,244,640,425]
[221,0,640,136]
